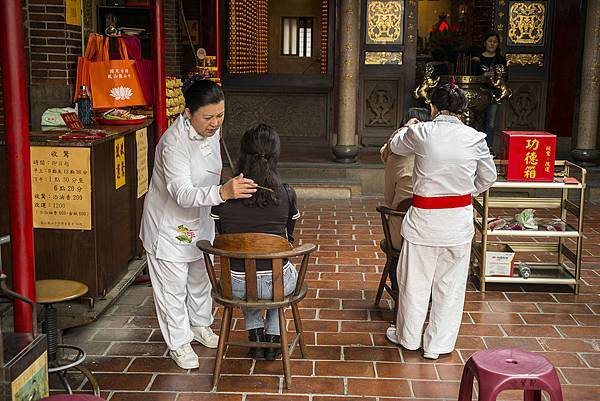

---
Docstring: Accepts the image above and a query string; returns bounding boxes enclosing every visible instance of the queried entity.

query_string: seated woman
[210,124,300,361]
[380,107,432,292]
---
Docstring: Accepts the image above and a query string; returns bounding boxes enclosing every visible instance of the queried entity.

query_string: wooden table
[0,121,154,298]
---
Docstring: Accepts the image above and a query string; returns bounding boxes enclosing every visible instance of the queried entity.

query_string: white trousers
[395,240,471,354]
[147,252,214,350]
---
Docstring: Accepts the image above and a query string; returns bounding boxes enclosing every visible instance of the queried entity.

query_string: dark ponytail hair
[235,124,282,208]
[430,83,467,115]
[183,77,224,113]
[403,107,431,125]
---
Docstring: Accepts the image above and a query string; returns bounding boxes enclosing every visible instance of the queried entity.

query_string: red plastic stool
[458,349,563,401]
[38,396,105,401]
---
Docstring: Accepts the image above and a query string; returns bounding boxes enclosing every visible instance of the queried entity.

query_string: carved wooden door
[495,0,554,131]
[358,0,418,147]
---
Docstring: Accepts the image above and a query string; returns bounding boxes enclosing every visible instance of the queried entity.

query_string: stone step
[285,177,362,199]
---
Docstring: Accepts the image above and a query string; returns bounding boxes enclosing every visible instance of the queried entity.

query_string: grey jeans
[231,263,298,335]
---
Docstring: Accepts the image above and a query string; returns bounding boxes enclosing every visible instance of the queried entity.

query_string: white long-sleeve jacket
[389,114,497,246]
[140,115,224,262]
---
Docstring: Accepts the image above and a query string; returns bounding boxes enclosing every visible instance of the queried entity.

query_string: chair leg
[278,308,292,389]
[456,365,475,401]
[291,304,307,358]
[212,306,232,391]
[375,258,392,306]
[74,365,101,396]
[56,370,73,394]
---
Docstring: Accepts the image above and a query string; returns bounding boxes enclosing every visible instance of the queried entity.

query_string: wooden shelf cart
[471,160,587,293]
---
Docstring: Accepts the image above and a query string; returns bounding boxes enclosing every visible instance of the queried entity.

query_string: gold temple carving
[508,2,545,45]
[366,0,403,45]
[365,51,403,65]
[506,53,544,67]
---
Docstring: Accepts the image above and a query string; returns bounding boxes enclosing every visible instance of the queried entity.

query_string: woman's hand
[219,173,257,201]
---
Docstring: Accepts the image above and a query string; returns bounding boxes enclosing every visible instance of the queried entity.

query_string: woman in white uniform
[385,82,497,359]
[140,79,257,369]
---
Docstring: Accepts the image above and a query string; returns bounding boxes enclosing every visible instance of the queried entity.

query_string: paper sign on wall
[66,0,81,26]
[114,137,126,189]
[30,146,92,230]
[136,128,149,198]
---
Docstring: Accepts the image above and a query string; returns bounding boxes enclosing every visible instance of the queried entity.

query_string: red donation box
[502,131,557,182]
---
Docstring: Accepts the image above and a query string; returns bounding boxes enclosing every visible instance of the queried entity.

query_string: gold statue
[490,64,512,104]
[414,63,440,104]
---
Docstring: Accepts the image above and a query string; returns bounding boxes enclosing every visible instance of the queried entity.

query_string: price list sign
[30,146,92,230]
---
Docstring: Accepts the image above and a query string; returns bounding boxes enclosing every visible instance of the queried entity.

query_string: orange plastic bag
[88,37,148,109]
[73,34,103,102]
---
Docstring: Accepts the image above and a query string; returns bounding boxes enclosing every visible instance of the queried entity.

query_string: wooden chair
[197,233,316,390]
[374,206,406,318]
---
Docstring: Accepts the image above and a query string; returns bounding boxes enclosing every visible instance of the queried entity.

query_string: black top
[211,184,300,272]
[473,52,507,76]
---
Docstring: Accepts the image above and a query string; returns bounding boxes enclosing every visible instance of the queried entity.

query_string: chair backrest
[0,235,37,337]
[376,205,406,254]
[197,233,316,304]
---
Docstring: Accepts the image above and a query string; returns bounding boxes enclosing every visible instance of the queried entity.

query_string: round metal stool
[36,280,100,396]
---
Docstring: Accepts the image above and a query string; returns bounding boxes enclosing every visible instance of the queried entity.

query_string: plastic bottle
[77,85,92,126]
[518,263,531,279]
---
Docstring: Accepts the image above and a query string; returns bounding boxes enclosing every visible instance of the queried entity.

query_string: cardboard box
[502,131,556,182]
[485,243,515,277]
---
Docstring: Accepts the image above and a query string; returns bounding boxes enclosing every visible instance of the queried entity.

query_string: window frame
[281,16,314,58]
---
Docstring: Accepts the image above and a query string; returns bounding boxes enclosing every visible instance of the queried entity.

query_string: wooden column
[333,0,360,163]
[572,0,600,164]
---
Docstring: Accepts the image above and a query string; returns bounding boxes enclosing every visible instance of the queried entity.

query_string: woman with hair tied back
[210,124,301,361]
[385,82,497,359]
[140,78,258,370]
[471,32,507,153]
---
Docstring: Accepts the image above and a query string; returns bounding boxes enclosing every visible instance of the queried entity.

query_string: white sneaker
[385,326,400,345]
[192,325,219,348]
[423,351,439,360]
[169,343,199,369]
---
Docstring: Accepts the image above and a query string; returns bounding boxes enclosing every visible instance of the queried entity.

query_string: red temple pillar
[151,0,167,144]
[0,0,36,333]
[215,0,223,78]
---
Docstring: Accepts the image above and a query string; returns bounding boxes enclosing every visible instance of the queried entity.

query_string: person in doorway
[385,82,497,359]
[471,32,507,153]
[380,107,431,291]
[140,78,258,369]
[211,124,300,361]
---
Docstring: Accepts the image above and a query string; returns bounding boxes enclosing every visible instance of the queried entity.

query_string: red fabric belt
[411,194,472,209]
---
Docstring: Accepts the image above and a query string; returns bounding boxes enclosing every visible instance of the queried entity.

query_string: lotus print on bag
[110,86,134,100]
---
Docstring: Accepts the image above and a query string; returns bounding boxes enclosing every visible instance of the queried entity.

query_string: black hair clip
[182,74,206,93]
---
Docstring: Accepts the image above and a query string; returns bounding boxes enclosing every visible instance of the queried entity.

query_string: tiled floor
[61,197,600,401]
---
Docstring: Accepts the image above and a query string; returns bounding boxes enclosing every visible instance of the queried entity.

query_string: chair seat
[212,282,308,308]
[380,239,400,257]
[470,348,556,378]
[36,279,88,304]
